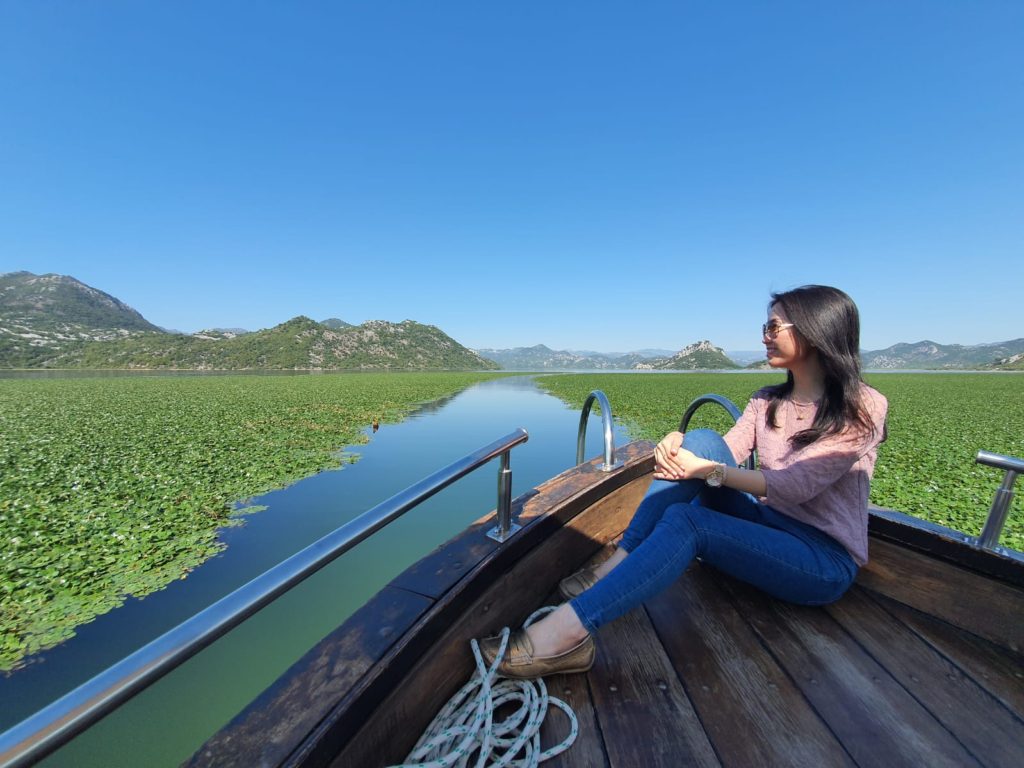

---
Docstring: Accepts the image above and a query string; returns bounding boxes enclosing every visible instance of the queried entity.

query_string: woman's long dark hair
[765,285,874,446]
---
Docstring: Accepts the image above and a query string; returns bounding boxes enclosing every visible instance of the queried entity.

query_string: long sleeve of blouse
[722,385,888,565]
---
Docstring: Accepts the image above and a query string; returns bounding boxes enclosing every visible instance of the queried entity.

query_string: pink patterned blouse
[723,383,888,565]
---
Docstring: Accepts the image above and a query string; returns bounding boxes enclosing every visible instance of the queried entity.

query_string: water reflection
[5,375,632,768]
[403,389,464,416]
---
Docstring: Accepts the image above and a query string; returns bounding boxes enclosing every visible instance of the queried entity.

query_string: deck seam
[712,575,863,767]
[581,670,613,768]
[860,587,1024,728]
[821,586,989,768]
[390,584,439,602]
[640,602,725,768]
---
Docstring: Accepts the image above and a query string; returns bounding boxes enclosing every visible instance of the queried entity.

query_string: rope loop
[391,607,580,767]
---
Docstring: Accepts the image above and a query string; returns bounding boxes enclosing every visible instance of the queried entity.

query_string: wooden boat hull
[189,439,1024,767]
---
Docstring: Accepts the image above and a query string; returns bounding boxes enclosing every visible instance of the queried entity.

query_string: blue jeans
[570,429,858,634]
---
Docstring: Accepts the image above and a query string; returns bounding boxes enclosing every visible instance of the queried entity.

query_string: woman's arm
[715,464,767,496]
[653,432,768,496]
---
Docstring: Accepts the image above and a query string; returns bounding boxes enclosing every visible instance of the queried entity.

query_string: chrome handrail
[975,449,1022,550]
[576,390,623,472]
[0,428,529,768]
[680,393,756,470]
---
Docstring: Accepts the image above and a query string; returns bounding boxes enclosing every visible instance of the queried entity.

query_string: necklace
[789,398,818,421]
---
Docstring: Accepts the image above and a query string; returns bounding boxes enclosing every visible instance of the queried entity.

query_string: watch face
[706,465,723,487]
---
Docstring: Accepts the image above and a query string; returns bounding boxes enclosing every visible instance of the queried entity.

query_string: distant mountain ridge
[0,272,497,370]
[18,315,499,371]
[193,328,249,340]
[476,344,654,370]
[3,272,1020,370]
[861,339,1024,370]
[478,340,739,371]
[482,338,1024,372]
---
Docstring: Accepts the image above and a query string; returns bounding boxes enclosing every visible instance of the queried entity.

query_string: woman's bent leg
[571,502,857,633]
[620,429,737,553]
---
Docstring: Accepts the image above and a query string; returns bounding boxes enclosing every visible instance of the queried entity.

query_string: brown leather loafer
[478,629,595,679]
[557,565,601,601]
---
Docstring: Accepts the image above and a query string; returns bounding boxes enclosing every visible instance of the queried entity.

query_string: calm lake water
[2,375,632,767]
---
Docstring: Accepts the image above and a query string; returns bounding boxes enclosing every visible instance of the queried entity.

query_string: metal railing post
[487,450,520,542]
[975,450,1023,550]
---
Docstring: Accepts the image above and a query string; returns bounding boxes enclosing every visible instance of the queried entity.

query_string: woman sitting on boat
[482,284,888,677]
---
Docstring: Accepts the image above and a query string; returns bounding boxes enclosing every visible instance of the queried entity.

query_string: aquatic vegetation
[538,373,1024,550]
[0,372,507,670]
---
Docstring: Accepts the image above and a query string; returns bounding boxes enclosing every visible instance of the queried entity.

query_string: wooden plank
[540,673,608,768]
[869,591,1024,718]
[585,606,719,767]
[869,506,1024,588]
[722,577,983,768]
[645,565,853,767]
[330,475,651,767]
[540,544,616,767]
[185,586,433,768]
[858,537,1024,653]
[825,586,1024,768]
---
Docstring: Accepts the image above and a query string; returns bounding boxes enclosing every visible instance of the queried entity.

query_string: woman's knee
[659,501,711,543]
[681,428,733,463]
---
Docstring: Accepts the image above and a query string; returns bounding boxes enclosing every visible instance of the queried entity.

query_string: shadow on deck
[542,556,1024,768]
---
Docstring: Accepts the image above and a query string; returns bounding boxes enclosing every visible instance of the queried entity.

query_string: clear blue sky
[2,1,1021,352]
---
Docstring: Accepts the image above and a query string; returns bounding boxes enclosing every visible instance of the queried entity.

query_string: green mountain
[645,341,740,370]
[0,271,160,332]
[1,273,498,370]
[37,316,500,370]
[321,318,354,330]
[0,271,162,366]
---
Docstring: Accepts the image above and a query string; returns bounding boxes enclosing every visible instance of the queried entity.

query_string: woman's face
[763,304,805,368]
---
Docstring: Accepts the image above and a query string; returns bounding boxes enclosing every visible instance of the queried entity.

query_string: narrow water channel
[4,375,632,767]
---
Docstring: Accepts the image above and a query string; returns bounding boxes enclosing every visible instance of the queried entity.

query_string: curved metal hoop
[576,390,623,472]
[679,393,756,470]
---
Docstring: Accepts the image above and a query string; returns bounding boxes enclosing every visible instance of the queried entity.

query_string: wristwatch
[705,463,727,487]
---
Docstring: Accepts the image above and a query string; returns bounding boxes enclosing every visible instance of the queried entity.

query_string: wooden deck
[539,553,1024,768]
[189,445,1024,768]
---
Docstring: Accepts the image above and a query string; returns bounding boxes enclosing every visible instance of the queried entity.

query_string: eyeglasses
[762,322,795,339]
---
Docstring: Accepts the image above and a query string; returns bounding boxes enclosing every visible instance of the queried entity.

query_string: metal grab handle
[576,390,623,472]
[0,428,529,768]
[680,393,756,470]
[975,449,1022,550]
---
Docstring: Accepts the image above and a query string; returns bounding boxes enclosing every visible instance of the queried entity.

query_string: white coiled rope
[390,606,580,768]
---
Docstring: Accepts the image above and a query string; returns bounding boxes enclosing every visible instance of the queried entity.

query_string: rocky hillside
[0,272,498,370]
[0,271,162,366]
[996,353,1024,370]
[643,340,740,370]
[36,317,499,370]
[862,339,1024,370]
